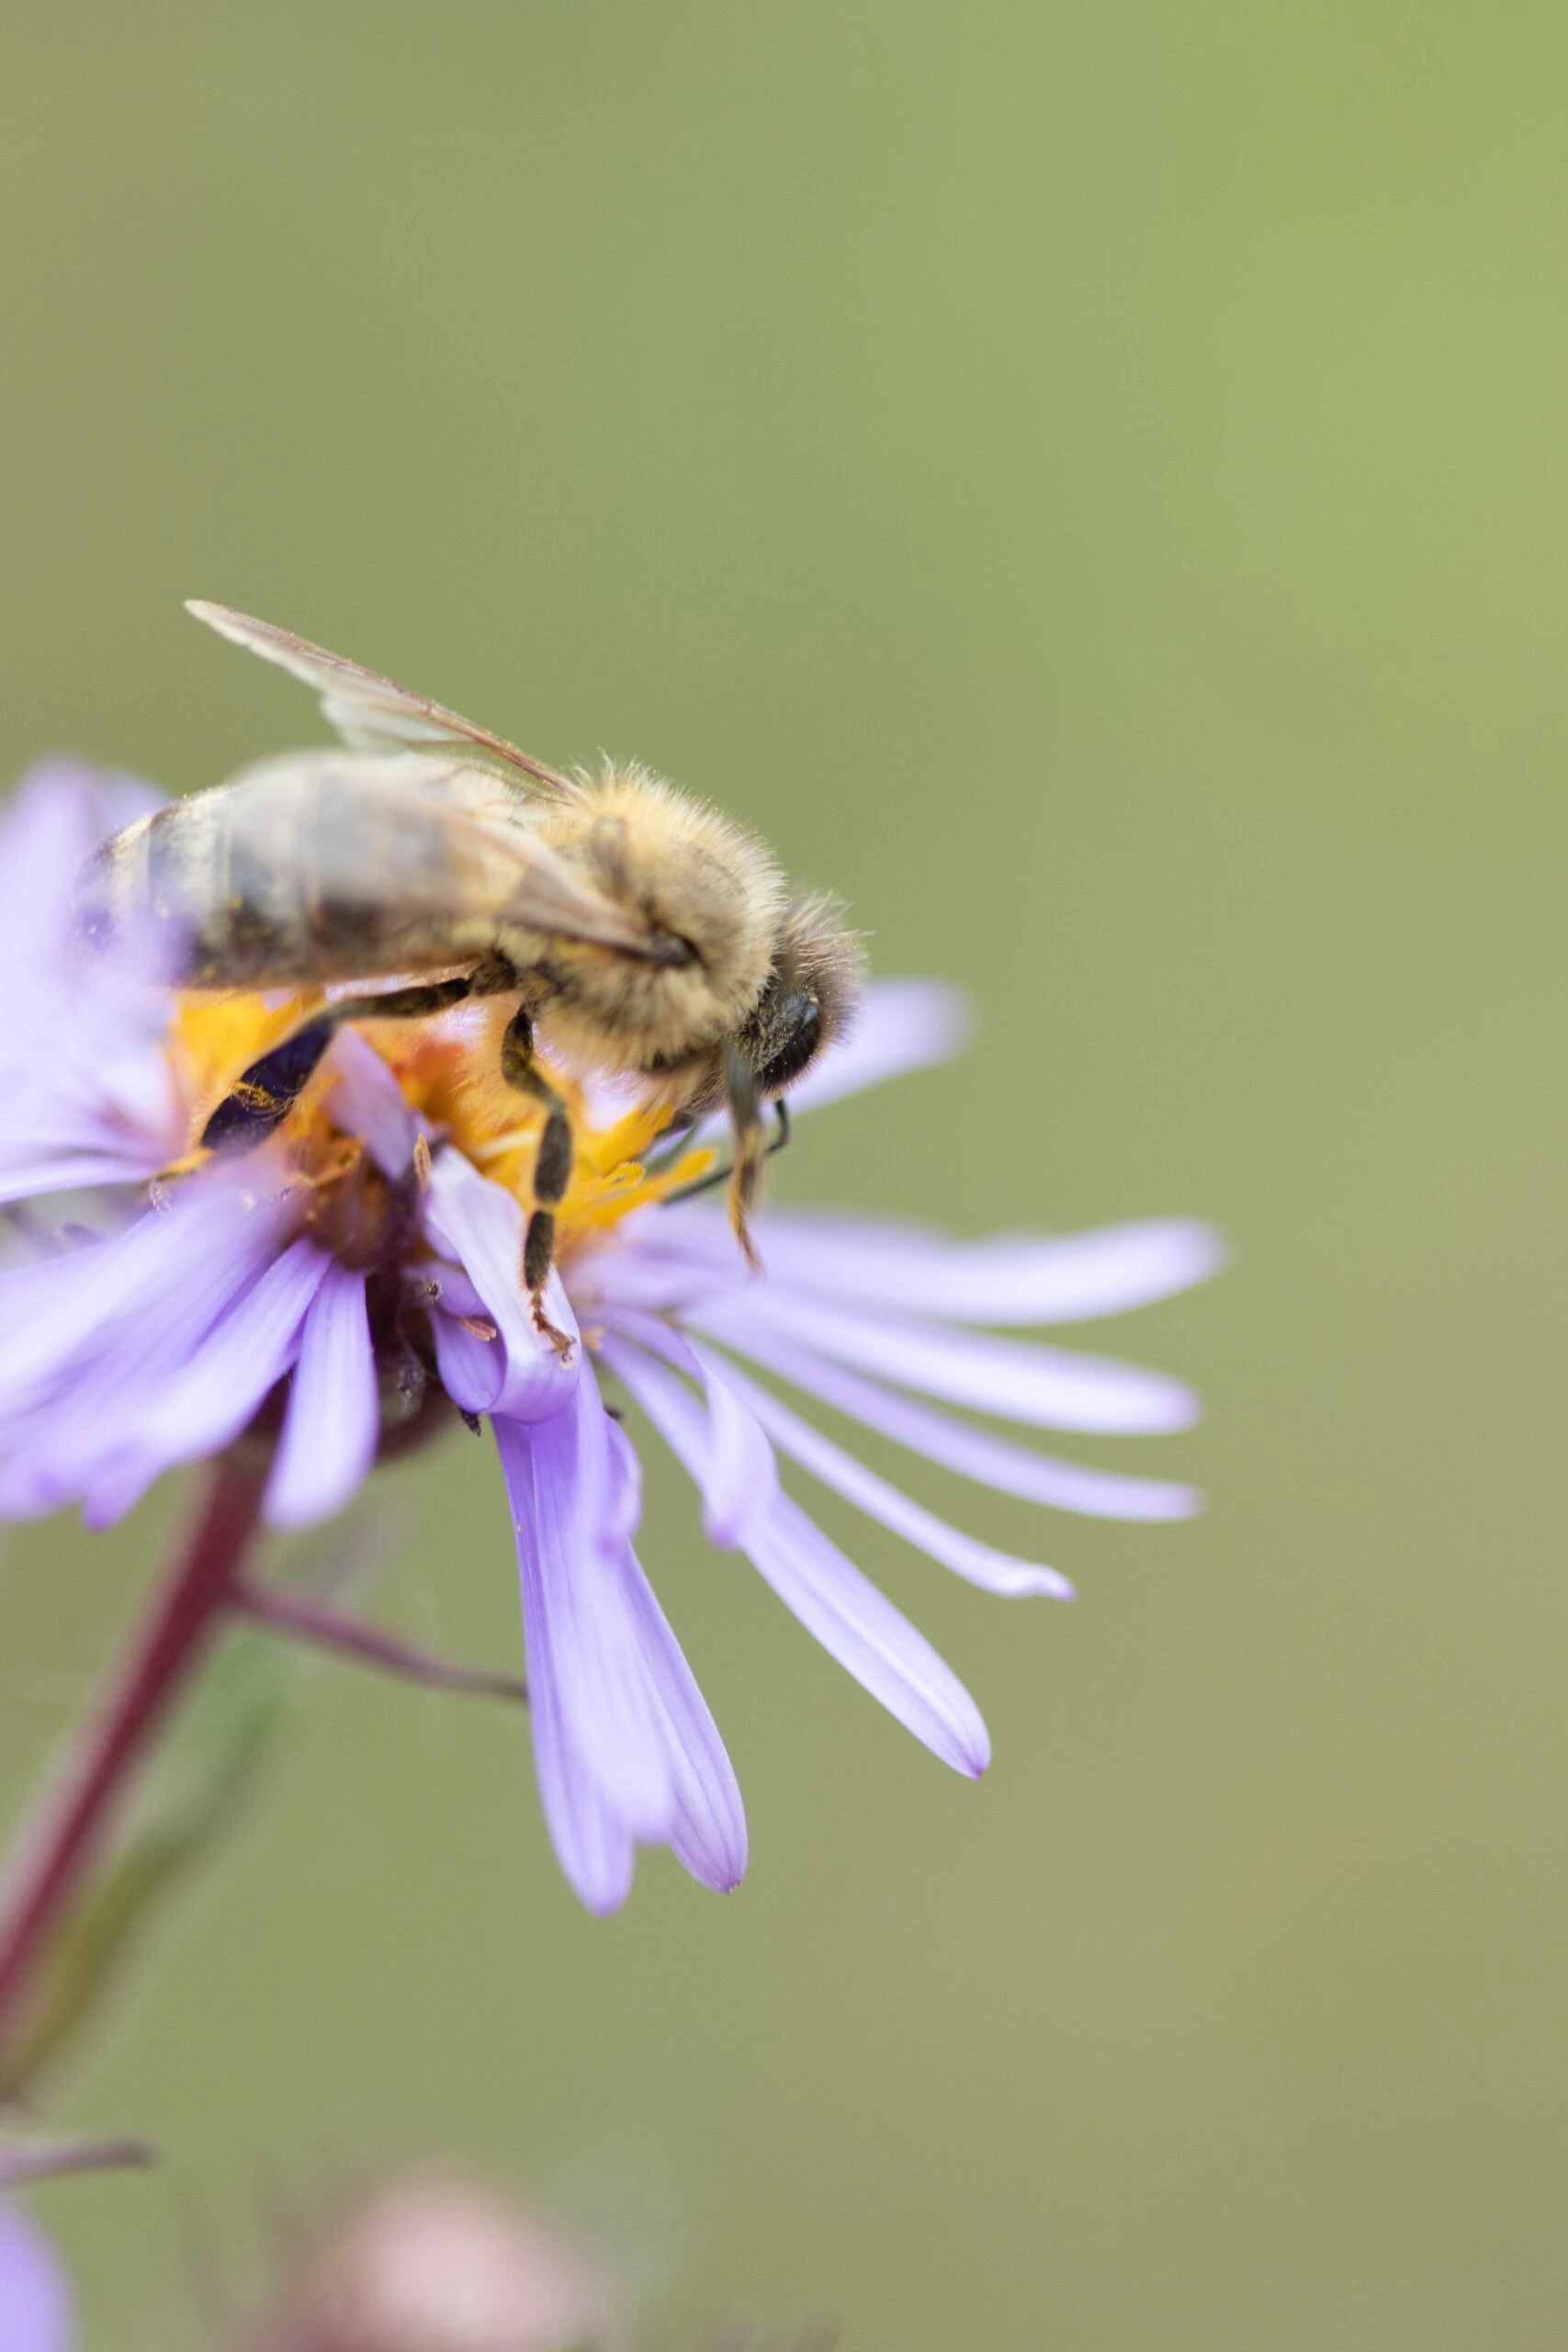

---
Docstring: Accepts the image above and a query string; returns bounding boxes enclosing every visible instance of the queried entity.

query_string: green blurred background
[3,4,1567,2344]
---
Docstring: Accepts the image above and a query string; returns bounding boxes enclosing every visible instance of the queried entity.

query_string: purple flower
[0,765,1222,1911]
[0,2205,73,2352]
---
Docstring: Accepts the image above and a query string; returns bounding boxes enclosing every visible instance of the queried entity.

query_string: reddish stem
[0,1457,265,2064]
[231,1575,528,1706]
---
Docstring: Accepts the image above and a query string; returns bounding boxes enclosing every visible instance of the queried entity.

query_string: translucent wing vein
[186,600,590,806]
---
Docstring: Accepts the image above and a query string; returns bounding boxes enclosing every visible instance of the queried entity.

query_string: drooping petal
[686,1311,1201,1521]
[495,1378,745,1908]
[494,1379,674,1849]
[422,1150,579,1422]
[409,1258,487,1319]
[691,1344,1074,1599]
[604,1339,990,1776]
[601,1419,747,1892]
[612,1548,748,1893]
[734,1210,1226,1326]
[0,2203,73,2352]
[694,1285,1200,1434]
[265,1261,378,1530]
[498,1414,637,1912]
[430,1308,506,1415]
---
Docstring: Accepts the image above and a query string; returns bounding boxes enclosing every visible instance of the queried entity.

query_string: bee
[81,603,864,1343]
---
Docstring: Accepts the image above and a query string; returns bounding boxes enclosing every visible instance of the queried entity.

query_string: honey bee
[82,603,864,1340]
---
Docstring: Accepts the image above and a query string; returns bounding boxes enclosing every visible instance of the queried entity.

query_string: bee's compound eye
[750,991,822,1093]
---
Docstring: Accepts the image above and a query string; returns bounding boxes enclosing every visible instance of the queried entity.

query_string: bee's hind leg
[199,977,476,1153]
[498,1004,576,1360]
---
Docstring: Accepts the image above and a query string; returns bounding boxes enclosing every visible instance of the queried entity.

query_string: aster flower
[0,763,1220,1912]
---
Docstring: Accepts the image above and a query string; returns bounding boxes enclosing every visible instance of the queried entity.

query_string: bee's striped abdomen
[76,752,514,991]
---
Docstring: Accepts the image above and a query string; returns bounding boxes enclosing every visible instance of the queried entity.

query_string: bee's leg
[497,1003,576,1358]
[661,1100,790,1208]
[724,1045,768,1272]
[200,978,475,1153]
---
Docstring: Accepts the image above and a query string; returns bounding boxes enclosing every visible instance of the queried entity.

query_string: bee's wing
[186,600,592,807]
[222,752,657,957]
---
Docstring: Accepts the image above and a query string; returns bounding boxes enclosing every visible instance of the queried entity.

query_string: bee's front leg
[723,1044,768,1272]
[498,1003,575,1361]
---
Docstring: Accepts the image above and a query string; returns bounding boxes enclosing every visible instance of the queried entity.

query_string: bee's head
[737,892,865,1096]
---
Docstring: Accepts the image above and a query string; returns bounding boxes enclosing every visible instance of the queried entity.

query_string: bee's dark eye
[749,991,821,1093]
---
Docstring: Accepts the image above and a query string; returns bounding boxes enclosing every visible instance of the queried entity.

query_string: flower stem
[231,1575,528,1706]
[0,1456,266,2067]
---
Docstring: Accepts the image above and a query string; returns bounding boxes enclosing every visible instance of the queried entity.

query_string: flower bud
[254,2173,616,2352]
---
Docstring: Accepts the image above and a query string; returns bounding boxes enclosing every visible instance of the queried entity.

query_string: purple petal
[0,761,159,1001]
[495,1375,746,1905]
[0,1293,261,1523]
[67,1238,328,1530]
[431,1308,507,1414]
[686,1313,1201,1521]
[750,1493,991,1774]
[119,1237,328,1463]
[494,1379,674,1849]
[600,1307,778,1547]
[604,1339,989,1776]
[0,1176,285,1408]
[572,1208,747,1321]
[0,2203,73,2352]
[493,1406,637,1914]
[407,1258,486,1319]
[0,1182,299,1524]
[700,1363,781,1548]
[264,1262,378,1530]
[692,1344,1074,1599]
[0,1148,170,1203]
[695,1287,1200,1435]
[422,1150,579,1421]
[602,1426,747,1892]
[321,1027,418,1178]
[742,1211,1226,1325]
[502,1442,637,1917]
[614,1565,748,1892]
[0,767,186,1193]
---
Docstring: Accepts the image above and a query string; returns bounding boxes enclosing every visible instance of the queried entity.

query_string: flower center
[164,990,716,1273]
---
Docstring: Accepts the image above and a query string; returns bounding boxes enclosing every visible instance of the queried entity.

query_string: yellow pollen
[162,990,716,1264]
